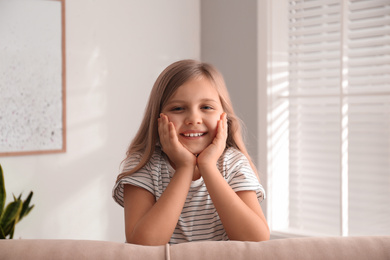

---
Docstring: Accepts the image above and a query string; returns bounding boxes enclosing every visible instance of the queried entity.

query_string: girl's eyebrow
[167,98,220,105]
[201,98,220,104]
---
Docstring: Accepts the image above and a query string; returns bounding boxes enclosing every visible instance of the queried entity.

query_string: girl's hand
[158,113,196,169]
[197,113,228,169]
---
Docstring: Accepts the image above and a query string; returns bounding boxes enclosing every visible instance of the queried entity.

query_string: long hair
[117,59,258,181]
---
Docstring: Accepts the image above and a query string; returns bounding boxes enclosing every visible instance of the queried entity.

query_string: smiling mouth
[182,133,206,137]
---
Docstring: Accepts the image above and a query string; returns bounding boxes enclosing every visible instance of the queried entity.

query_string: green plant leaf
[20,191,34,221]
[0,225,5,239]
[0,165,34,239]
[8,223,15,239]
[0,200,22,236]
[25,205,34,217]
[0,164,6,219]
[3,219,16,238]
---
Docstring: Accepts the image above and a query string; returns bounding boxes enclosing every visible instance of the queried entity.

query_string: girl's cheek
[211,118,219,128]
[211,122,219,137]
[169,120,180,133]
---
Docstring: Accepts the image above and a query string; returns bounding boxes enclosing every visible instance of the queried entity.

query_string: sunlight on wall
[341,101,349,236]
[268,58,290,232]
[64,46,108,163]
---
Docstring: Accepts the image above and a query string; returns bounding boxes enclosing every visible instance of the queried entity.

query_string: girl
[113,59,270,245]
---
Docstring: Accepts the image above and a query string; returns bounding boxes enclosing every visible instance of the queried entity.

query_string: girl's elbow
[126,236,161,246]
[248,230,270,242]
[230,226,270,242]
[259,230,271,241]
[249,224,270,242]
[262,224,271,241]
[256,219,270,241]
[126,230,169,246]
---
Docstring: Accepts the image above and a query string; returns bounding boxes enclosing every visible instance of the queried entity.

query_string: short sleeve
[222,148,266,203]
[112,154,156,207]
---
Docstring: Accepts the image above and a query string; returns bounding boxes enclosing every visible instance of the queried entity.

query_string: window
[267,0,390,237]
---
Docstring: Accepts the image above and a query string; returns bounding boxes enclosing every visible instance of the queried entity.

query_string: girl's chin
[179,139,211,155]
[186,146,206,156]
[189,149,204,156]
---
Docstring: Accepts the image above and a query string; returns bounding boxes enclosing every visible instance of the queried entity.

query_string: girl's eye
[202,106,213,110]
[171,107,184,111]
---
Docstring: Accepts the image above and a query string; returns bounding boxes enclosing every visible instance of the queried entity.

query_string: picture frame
[0,0,66,156]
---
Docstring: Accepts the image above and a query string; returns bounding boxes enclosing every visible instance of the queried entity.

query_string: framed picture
[0,0,66,156]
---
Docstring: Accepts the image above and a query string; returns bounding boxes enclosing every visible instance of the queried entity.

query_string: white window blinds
[268,0,390,237]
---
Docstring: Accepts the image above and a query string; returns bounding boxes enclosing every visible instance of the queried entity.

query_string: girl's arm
[197,167,270,241]
[123,114,196,245]
[197,113,270,241]
[123,165,193,245]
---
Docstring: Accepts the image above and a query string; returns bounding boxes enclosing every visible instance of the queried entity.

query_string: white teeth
[184,133,204,137]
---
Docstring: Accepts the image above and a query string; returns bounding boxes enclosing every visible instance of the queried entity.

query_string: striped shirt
[112,146,265,244]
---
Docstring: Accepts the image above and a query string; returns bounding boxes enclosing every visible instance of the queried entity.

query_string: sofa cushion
[169,236,390,260]
[0,239,167,260]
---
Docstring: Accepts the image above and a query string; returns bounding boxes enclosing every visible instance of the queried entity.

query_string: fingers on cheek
[158,120,164,137]
[219,119,225,133]
[169,122,178,140]
[158,117,166,129]
[168,122,174,135]
[220,119,227,138]
[161,117,170,130]
[164,114,170,123]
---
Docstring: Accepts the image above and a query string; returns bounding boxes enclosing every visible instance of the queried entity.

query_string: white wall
[1,0,200,242]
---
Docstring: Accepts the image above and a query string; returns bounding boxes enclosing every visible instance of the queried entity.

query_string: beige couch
[1,236,389,259]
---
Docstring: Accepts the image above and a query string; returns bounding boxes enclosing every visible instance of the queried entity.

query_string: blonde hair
[117,59,258,181]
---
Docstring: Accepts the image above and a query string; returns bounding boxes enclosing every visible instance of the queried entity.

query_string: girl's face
[161,77,224,155]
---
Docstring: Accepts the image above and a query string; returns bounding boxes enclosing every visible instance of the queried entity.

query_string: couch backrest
[169,236,390,260]
[1,236,389,260]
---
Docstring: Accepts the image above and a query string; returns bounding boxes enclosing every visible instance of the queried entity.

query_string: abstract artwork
[0,0,66,156]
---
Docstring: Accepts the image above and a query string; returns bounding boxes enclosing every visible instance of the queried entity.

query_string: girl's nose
[185,110,202,125]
